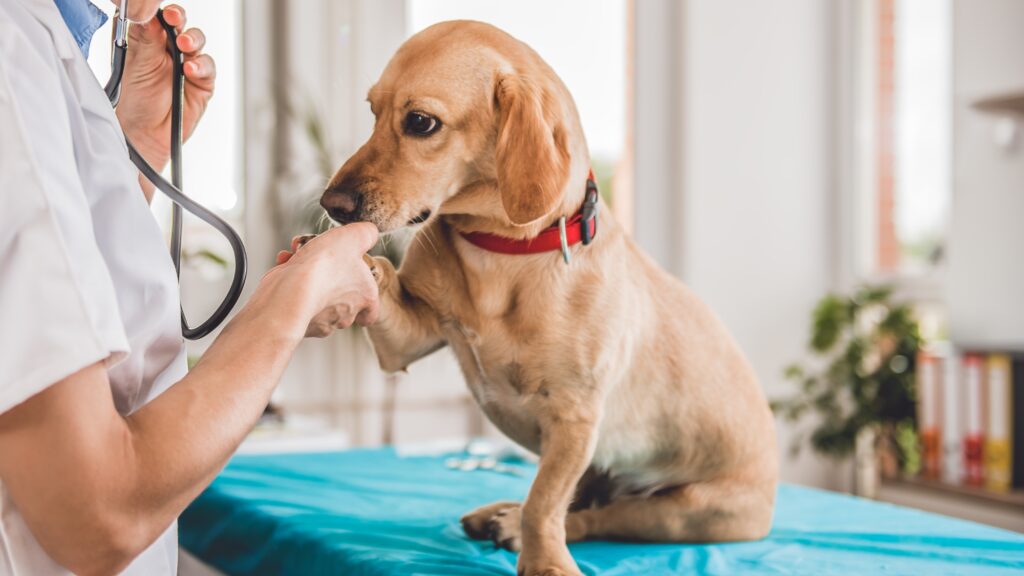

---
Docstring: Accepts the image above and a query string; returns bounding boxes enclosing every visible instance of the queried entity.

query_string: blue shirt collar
[53,0,108,58]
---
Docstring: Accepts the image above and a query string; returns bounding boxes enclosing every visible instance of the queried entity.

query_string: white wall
[636,0,848,489]
[948,0,1024,350]
[633,0,685,275]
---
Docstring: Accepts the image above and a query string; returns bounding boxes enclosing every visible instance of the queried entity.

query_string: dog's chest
[441,296,547,452]
[430,252,607,455]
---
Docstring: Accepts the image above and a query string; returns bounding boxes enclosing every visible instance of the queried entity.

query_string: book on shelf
[910,345,1024,493]
[917,350,943,479]
[962,353,986,487]
[939,344,961,484]
[984,355,1013,492]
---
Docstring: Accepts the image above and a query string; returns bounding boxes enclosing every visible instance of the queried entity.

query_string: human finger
[160,4,187,34]
[184,54,216,85]
[321,222,379,255]
[177,27,206,54]
[355,300,379,327]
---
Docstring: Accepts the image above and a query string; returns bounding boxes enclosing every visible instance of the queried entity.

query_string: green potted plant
[771,285,923,489]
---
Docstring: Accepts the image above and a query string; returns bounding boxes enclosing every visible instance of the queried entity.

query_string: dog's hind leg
[565,477,775,544]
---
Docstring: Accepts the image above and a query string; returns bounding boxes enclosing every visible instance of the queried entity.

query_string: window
[855,0,952,281]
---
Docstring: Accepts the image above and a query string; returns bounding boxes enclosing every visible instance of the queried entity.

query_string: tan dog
[320,20,777,576]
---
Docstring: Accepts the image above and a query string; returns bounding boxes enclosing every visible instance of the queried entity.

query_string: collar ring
[558,216,571,265]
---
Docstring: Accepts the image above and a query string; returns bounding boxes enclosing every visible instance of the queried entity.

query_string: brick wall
[876,0,900,271]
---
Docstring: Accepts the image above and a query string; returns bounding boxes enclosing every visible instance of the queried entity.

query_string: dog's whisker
[420,230,432,254]
[316,211,330,233]
[423,226,440,256]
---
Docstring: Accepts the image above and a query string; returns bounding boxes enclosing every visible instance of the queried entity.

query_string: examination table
[180,447,1024,575]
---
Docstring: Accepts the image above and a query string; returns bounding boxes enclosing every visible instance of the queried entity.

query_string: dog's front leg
[517,396,600,576]
[364,255,445,372]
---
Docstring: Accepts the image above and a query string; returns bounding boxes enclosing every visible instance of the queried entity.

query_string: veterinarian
[0,0,378,573]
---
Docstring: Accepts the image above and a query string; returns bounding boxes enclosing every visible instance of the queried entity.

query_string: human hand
[115,5,214,172]
[270,224,381,338]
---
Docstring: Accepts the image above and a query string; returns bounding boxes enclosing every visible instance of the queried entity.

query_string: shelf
[972,91,1024,116]
[881,476,1024,510]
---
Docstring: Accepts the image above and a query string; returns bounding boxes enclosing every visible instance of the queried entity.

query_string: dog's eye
[404,111,441,137]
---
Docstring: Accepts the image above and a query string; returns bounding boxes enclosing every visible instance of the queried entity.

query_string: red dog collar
[460,171,600,264]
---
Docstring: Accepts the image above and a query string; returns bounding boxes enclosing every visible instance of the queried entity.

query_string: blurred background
[87,0,1023,530]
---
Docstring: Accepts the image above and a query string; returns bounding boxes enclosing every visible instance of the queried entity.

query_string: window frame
[833,0,949,306]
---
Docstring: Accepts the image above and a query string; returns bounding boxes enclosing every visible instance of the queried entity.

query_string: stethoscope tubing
[105,5,248,340]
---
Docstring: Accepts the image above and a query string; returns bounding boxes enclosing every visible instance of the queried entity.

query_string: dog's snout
[321,188,365,224]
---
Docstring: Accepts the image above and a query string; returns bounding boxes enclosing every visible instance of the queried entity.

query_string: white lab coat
[0,0,186,573]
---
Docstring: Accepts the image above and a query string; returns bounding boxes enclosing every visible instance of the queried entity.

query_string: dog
[319,20,777,576]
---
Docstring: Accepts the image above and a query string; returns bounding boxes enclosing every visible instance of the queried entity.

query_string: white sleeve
[0,11,129,413]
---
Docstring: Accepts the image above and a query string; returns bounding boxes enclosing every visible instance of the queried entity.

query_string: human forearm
[0,225,377,574]
[0,279,311,575]
[104,234,374,547]
[121,277,312,537]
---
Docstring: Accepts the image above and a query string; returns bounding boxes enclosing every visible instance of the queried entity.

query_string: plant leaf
[810,294,848,352]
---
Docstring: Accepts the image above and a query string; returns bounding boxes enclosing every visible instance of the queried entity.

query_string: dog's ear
[494,74,571,225]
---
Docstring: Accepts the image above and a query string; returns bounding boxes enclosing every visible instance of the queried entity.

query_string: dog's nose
[321,188,364,224]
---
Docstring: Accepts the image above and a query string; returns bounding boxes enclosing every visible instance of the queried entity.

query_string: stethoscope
[104,0,247,340]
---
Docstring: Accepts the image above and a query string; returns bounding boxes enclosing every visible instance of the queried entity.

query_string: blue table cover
[180,447,1024,575]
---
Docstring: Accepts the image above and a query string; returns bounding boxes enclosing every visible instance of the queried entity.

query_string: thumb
[326,223,380,255]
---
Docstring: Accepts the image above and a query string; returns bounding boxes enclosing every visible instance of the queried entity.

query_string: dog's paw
[363,254,395,286]
[362,254,381,281]
[460,501,521,549]
[487,505,523,552]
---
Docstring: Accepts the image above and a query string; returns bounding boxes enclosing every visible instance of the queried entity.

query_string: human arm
[0,224,379,576]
